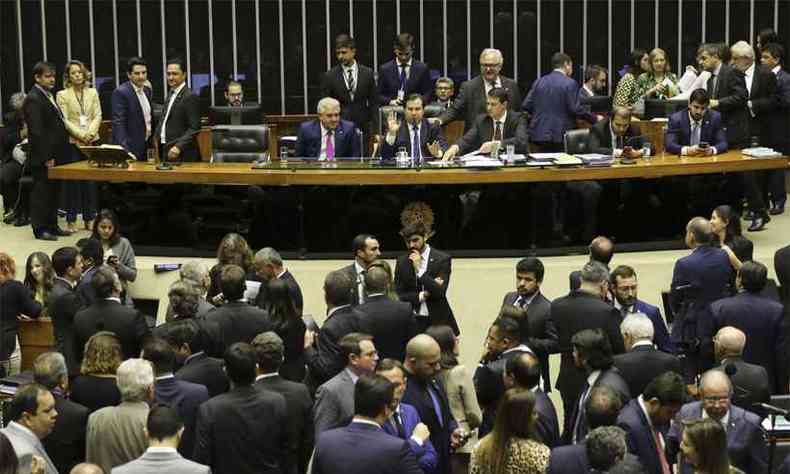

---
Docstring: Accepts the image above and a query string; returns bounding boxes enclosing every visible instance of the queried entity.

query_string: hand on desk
[442,145,459,161]
[479,141,499,154]
[686,145,714,157]
[168,146,182,160]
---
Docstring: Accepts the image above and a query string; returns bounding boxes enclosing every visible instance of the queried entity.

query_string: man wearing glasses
[435,48,521,132]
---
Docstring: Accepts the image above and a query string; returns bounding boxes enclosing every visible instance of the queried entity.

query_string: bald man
[667,370,767,474]
[670,217,732,377]
[401,335,463,474]
[570,236,615,291]
[70,463,104,474]
[712,327,771,414]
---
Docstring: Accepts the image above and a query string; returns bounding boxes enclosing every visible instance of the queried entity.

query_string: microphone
[754,403,789,417]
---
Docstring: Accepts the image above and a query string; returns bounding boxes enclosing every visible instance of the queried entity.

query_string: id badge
[79,114,88,129]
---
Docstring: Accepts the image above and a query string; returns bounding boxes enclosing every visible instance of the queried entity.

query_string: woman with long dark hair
[680,418,744,474]
[0,253,42,375]
[614,49,651,108]
[24,251,55,311]
[710,205,753,270]
[263,278,306,381]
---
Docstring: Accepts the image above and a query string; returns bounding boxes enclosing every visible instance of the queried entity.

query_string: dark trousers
[0,160,23,213]
[769,170,787,204]
[741,171,768,215]
[63,145,97,223]
[30,164,60,233]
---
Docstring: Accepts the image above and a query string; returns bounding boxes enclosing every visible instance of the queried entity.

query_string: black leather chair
[211,125,270,163]
[564,128,591,154]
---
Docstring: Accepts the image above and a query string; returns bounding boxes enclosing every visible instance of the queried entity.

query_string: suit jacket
[771,68,790,153]
[382,403,439,474]
[568,368,632,443]
[112,81,153,160]
[154,84,201,162]
[501,291,558,392]
[534,388,561,448]
[475,346,534,438]
[777,244,790,298]
[194,385,291,474]
[664,109,728,155]
[380,118,448,160]
[176,351,230,398]
[707,63,749,147]
[712,358,771,415]
[357,294,417,361]
[551,290,625,404]
[254,374,314,474]
[0,280,42,361]
[254,270,304,315]
[401,371,459,474]
[710,292,788,393]
[73,299,151,365]
[43,392,90,474]
[587,118,644,155]
[75,265,100,307]
[313,369,356,437]
[617,398,669,474]
[154,376,210,459]
[378,60,433,105]
[295,119,361,159]
[304,305,365,387]
[747,64,779,146]
[86,401,150,474]
[46,278,83,375]
[394,247,458,335]
[633,300,675,354]
[204,301,273,356]
[112,449,211,474]
[56,86,102,145]
[524,70,596,144]
[313,421,423,474]
[613,344,682,398]
[455,111,529,155]
[438,75,522,131]
[23,85,69,167]
[1,422,58,474]
[546,443,588,474]
[320,63,378,133]
[667,401,768,474]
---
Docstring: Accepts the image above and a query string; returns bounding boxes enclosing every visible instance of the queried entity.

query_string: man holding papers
[442,87,527,160]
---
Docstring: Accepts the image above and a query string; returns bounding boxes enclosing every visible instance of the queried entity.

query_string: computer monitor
[581,95,613,114]
[643,99,685,120]
[208,105,265,125]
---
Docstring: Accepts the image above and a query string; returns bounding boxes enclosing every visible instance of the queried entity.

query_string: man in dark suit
[566,329,631,444]
[504,353,560,448]
[501,256,558,393]
[142,338,209,460]
[48,247,84,375]
[437,48,521,131]
[194,343,292,474]
[377,359,438,474]
[611,265,674,354]
[111,57,153,161]
[295,97,361,159]
[73,266,150,365]
[357,266,417,361]
[378,33,433,107]
[552,261,625,428]
[475,317,535,437]
[164,319,230,398]
[339,234,381,306]
[253,247,304,314]
[761,43,790,214]
[614,313,682,398]
[312,374,423,474]
[381,94,447,161]
[23,61,69,241]
[617,372,685,474]
[394,222,458,334]
[776,243,790,306]
[569,236,614,291]
[710,261,788,393]
[547,385,623,473]
[588,106,646,157]
[712,326,771,414]
[699,43,749,149]
[304,270,366,388]
[154,57,201,163]
[253,332,314,474]
[320,34,378,142]
[33,352,89,474]
[665,88,728,155]
[442,87,528,159]
[670,217,733,377]
[579,65,607,104]
[429,77,455,110]
[402,335,464,474]
[666,370,768,474]
[204,264,272,355]
[74,238,103,306]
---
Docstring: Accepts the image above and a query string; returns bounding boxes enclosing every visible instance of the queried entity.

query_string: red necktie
[652,427,671,474]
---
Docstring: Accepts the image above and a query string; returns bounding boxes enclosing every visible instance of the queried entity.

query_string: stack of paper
[576,153,614,167]
[553,154,583,166]
[742,147,783,158]
[528,152,562,163]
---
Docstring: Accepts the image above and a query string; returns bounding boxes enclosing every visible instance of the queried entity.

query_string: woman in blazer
[57,60,101,233]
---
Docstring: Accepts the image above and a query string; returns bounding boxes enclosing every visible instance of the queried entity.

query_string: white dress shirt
[344,62,359,96]
[417,245,431,316]
[133,83,152,139]
[160,82,186,143]
[484,77,502,95]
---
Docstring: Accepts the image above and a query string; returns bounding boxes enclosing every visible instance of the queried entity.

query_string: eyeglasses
[481,63,502,70]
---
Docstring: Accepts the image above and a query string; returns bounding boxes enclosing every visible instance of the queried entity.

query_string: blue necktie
[399,64,407,92]
[412,125,421,160]
[428,383,444,426]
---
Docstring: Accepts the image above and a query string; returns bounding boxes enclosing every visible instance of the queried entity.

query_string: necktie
[691,122,701,146]
[399,64,408,91]
[346,68,355,100]
[357,270,366,304]
[572,383,590,443]
[493,121,503,141]
[325,129,335,161]
[652,427,671,474]
[710,74,718,98]
[392,411,407,439]
[427,382,444,427]
[412,125,421,160]
[621,305,630,319]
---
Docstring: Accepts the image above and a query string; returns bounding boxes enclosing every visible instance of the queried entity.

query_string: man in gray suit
[86,359,154,474]
[436,48,522,132]
[0,383,59,474]
[313,333,379,437]
[112,405,210,474]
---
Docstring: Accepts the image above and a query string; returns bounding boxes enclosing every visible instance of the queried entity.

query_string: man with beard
[610,265,673,354]
[340,234,381,306]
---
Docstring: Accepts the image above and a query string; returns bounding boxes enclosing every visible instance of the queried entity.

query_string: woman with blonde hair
[636,48,680,99]
[0,253,42,375]
[70,331,123,412]
[207,233,254,302]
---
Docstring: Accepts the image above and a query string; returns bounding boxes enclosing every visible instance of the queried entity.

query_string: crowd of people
[1,200,790,474]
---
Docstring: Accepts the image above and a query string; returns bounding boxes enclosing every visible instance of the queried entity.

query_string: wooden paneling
[18,319,55,371]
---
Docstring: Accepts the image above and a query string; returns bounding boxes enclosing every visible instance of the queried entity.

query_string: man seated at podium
[442,87,528,160]
[587,106,646,157]
[381,94,447,161]
[665,88,727,156]
[224,81,245,107]
[429,77,455,110]
[295,97,361,159]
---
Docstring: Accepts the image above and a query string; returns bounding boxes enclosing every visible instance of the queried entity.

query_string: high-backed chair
[563,128,591,154]
[211,125,271,163]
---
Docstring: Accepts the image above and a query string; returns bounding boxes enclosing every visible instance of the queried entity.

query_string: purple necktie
[326,129,335,161]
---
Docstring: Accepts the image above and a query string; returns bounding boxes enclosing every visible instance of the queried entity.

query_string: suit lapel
[336,67,352,102]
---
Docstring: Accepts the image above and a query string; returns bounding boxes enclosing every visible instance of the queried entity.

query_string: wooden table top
[49,152,789,186]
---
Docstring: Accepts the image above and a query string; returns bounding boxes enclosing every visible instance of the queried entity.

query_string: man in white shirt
[154,57,201,163]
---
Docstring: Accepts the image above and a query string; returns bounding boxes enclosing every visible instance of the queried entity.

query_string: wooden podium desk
[18,318,55,371]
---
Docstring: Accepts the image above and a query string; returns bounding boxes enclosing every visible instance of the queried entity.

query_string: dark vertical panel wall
[517,0,538,93]
[236,1,259,103]
[682,0,703,71]
[493,0,515,80]
[45,1,67,70]
[283,1,304,113]
[117,0,140,81]
[446,0,469,85]
[469,0,492,86]
[423,0,445,79]
[634,0,655,52]
[258,0,281,114]
[189,1,211,112]
[564,0,583,82]
[21,0,44,86]
[587,0,610,93]
[706,0,727,43]
[307,0,329,112]
[540,0,561,75]
[612,0,633,90]
[1,0,20,110]
[94,0,116,118]
[730,0,751,45]
[660,0,679,76]
[140,1,163,102]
